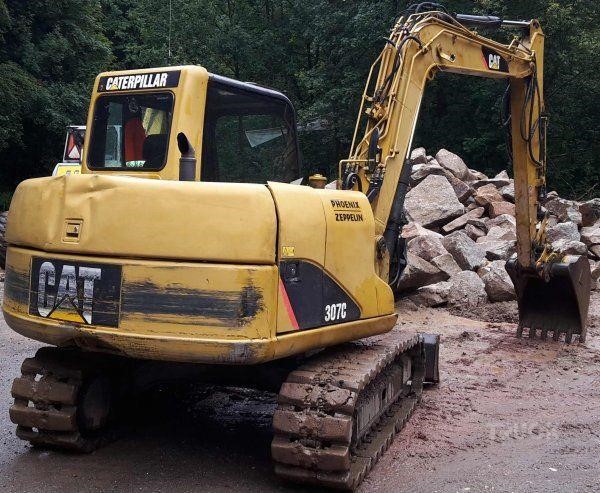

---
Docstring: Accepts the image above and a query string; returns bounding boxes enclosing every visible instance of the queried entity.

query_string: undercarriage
[9,330,436,491]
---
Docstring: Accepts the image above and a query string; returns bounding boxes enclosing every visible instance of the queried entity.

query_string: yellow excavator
[2,4,591,490]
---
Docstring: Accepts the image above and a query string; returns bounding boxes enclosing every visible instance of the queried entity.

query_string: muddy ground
[0,281,598,492]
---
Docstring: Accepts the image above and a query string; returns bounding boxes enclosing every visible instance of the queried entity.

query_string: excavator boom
[342,5,591,342]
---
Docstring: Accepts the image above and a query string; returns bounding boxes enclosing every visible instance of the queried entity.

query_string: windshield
[201,80,299,183]
[88,92,174,170]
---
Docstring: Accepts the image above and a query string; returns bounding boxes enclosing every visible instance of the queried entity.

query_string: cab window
[88,93,174,170]
[201,81,299,183]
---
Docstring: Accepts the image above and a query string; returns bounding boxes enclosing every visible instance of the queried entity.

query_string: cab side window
[201,81,299,183]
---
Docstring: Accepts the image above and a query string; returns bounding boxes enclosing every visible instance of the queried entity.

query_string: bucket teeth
[515,326,584,344]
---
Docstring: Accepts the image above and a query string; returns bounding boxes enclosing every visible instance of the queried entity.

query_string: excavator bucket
[506,255,591,343]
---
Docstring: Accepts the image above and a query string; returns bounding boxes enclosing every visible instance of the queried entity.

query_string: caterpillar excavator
[2,4,591,490]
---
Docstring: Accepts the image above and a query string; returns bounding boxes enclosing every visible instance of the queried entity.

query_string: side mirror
[177,132,196,181]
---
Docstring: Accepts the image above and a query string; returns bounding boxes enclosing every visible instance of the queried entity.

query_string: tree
[0,0,111,190]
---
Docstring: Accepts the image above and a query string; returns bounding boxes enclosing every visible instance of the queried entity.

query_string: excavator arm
[342,5,591,342]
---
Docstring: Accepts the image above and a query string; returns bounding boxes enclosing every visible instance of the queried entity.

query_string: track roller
[10,347,128,453]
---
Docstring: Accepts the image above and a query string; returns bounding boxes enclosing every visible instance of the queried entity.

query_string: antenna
[168,0,172,62]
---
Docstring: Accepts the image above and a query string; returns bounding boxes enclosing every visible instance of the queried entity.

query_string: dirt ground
[0,280,598,492]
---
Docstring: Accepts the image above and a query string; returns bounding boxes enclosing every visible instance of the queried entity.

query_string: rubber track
[9,347,117,453]
[271,330,425,490]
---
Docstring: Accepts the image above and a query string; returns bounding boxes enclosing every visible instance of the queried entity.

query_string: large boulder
[487,214,516,231]
[407,235,448,262]
[469,169,488,181]
[484,225,517,242]
[465,223,486,240]
[445,174,473,203]
[545,198,582,225]
[489,201,515,218]
[474,183,504,208]
[410,147,428,165]
[405,175,465,228]
[410,281,451,307]
[435,149,470,180]
[551,239,587,256]
[396,253,448,290]
[590,260,600,291]
[410,163,446,185]
[441,207,485,234]
[446,271,488,307]
[430,253,462,277]
[499,182,515,202]
[580,198,600,227]
[479,239,517,261]
[401,222,443,241]
[581,224,600,247]
[546,222,580,243]
[477,260,516,302]
[442,231,487,271]
[589,244,600,259]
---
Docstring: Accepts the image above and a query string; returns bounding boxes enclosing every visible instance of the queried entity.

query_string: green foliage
[0,0,598,199]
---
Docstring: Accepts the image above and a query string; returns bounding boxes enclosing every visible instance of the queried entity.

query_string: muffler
[506,255,591,343]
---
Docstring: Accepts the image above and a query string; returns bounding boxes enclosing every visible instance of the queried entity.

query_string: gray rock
[487,214,516,231]
[431,253,462,277]
[445,173,474,203]
[405,175,465,228]
[580,199,600,227]
[410,147,428,164]
[468,169,489,181]
[467,217,488,232]
[581,224,600,247]
[442,231,487,271]
[470,178,512,189]
[447,271,488,307]
[474,183,504,208]
[494,170,510,181]
[410,281,451,307]
[465,223,486,240]
[590,244,600,259]
[489,201,515,218]
[477,260,516,302]
[590,260,599,291]
[442,207,485,234]
[482,225,517,242]
[499,182,515,202]
[407,235,448,262]
[410,163,446,185]
[435,149,470,180]
[545,198,582,225]
[401,222,443,240]
[396,253,448,290]
[479,239,517,261]
[546,222,580,243]
[551,239,587,256]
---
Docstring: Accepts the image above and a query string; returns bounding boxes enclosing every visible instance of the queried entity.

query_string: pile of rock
[399,148,600,307]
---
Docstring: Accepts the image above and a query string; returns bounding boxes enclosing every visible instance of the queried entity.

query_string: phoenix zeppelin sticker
[29,258,122,327]
[98,70,181,92]
[331,199,364,222]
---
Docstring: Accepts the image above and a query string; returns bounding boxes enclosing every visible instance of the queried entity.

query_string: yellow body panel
[7,174,277,264]
[3,246,394,364]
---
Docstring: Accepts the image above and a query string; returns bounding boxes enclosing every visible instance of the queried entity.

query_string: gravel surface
[0,280,598,493]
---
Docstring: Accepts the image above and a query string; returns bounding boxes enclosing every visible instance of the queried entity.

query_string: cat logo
[488,54,501,70]
[29,258,122,328]
[482,47,508,72]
